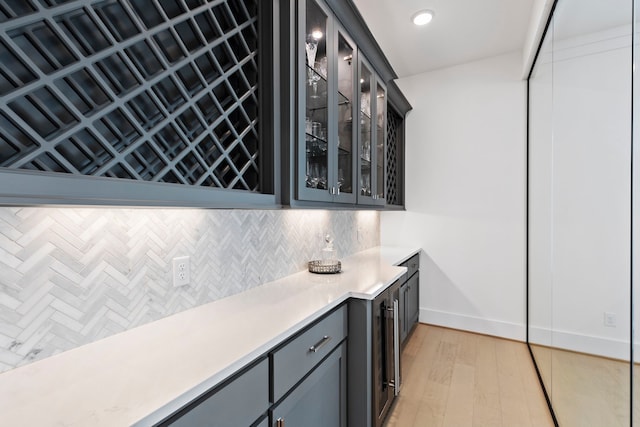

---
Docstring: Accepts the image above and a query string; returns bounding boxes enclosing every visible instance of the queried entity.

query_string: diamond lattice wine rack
[386,106,401,206]
[0,0,263,197]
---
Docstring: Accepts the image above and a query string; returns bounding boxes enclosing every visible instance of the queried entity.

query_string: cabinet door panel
[358,61,374,203]
[374,82,386,203]
[299,0,332,202]
[164,358,268,427]
[272,305,347,402]
[332,29,357,203]
[272,342,347,427]
[357,58,386,206]
[407,273,419,330]
[399,282,408,344]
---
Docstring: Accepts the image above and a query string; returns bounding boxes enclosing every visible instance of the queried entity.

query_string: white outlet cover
[604,312,616,327]
[172,256,190,287]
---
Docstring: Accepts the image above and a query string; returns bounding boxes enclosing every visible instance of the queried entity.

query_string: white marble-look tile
[0,208,380,372]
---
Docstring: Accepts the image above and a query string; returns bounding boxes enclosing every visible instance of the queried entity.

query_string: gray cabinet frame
[385,81,410,209]
[356,56,386,206]
[294,0,359,204]
[0,0,279,208]
[279,0,411,210]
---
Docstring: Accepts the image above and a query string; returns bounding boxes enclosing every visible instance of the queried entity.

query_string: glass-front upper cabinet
[335,31,356,201]
[298,0,357,203]
[358,58,386,205]
[375,82,387,202]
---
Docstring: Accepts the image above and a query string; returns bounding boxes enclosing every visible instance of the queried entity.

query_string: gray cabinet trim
[323,0,397,85]
[387,81,412,117]
[0,169,277,207]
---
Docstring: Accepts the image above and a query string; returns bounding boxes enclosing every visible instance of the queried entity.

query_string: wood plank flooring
[530,345,635,427]
[385,324,554,427]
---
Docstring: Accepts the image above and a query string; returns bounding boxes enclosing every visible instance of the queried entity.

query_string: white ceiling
[352,0,536,78]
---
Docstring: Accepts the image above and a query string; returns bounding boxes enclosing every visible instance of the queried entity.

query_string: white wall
[381,52,527,341]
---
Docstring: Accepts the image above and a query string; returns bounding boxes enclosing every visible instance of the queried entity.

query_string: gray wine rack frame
[0,0,277,207]
[386,107,401,206]
[385,81,408,209]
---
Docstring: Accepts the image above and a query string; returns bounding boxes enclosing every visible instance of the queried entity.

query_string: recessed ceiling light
[412,10,434,26]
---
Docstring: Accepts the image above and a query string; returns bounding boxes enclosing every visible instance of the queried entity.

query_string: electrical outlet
[172,256,190,287]
[604,312,617,327]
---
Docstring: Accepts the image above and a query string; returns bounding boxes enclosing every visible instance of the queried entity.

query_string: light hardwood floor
[385,324,554,427]
[530,345,636,427]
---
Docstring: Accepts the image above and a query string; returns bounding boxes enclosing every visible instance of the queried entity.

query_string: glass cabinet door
[357,59,385,205]
[333,30,356,203]
[359,62,374,202]
[300,0,331,201]
[374,82,386,203]
[297,0,357,203]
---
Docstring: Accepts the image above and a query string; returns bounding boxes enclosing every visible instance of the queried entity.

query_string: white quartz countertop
[0,246,419,427]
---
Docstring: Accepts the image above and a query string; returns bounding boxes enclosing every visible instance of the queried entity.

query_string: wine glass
[305,36,318,84]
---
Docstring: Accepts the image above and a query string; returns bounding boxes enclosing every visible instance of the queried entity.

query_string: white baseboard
[420,309,633,360]
[529,326,631,361]
[419,308,526,342]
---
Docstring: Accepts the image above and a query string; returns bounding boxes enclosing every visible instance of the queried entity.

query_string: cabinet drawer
[402,254,419,278]
[271,341,347,427]
[272,305,348,402]
[164,358,268,427]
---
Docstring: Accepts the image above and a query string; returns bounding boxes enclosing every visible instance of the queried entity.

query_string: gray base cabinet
[160,358,269,427]
[271,341,347,427]
[407,274,419,330]
[157,305,347,427]
[399,282,407,343]
[399,254,420,347]
[271,305,347,402]
[399,274,419,344]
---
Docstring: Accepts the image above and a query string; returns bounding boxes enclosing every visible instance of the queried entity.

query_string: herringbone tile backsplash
[0,208,379,372]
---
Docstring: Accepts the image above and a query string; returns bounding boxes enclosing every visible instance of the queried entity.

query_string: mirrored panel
[528,5,554,396]
[528,0,633,425]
